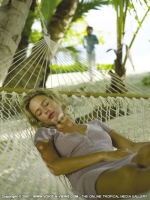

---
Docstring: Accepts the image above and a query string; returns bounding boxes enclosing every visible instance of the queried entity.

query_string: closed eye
[36,111,42,116]
[43,103,49,108]
[43,101,49,107]
[35,99,49,117]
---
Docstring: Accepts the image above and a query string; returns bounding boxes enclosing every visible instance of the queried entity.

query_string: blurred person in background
[83,26,99,81]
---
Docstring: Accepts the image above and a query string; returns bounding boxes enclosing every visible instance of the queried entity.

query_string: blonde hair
[20,88,69,129]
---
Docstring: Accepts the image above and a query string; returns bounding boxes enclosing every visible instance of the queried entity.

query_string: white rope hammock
[0,34,149,95]
[0,8,150,200]
[0,91,150,199]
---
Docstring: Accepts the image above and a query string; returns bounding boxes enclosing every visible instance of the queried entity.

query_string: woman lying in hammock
[21,88,150,200]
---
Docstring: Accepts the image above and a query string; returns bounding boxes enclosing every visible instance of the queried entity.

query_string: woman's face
[29,95,64,126]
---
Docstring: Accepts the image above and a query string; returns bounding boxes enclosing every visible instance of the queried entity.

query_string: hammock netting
[0,32,150,199]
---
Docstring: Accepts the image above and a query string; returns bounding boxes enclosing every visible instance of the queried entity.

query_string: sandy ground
[125,69,150,94]
[46,66,150,95]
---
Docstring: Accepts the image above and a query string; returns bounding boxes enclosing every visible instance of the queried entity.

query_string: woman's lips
[49,112,55,119]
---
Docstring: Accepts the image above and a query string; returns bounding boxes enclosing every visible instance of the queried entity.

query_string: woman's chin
[50,117,59,125]
[53,121,59,125]
[57,113,64,121]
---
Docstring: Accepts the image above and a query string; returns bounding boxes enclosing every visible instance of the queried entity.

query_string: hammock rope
[0,34,149,95]
[0,7,150,200]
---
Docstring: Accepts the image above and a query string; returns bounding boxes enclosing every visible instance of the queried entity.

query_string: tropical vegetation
[108,0,150,78]
[0,0,149,92]
[142,73,150,86]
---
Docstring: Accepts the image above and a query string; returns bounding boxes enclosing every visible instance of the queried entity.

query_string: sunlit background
[32,1,150,75]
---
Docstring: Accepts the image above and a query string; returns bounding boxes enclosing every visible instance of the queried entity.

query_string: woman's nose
[43,107,49,114]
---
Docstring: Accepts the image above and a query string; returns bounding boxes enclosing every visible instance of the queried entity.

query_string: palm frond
[41,0,62,25]
[73,0,109,22]
[65,46,81,53]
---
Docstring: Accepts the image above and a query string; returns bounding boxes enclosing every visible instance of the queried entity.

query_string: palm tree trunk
[2,0,79,89]
[115,0,125,77]
[2,0,38,88]
[106,0,127,94]
[17,0,37,54]
[47,0,79,42]
[38,0,79,87]
[0,0,33,86]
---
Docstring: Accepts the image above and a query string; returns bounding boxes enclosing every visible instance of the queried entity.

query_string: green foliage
[65,46,81,54]
[21,3,42,45]
[38,0,108,47]
[61,18,105,46]
[97,31,105,44]
[73,0,109,22]
[50,63,88,74]
[107,0,150,76]
[41,0,62,26]
[50,63,114,74]
[59,0,108,47]
[97,63,114,70]
[30,30,42,44]
[22,11,36,37]
[142,73,150,85]
[61,18,86,46]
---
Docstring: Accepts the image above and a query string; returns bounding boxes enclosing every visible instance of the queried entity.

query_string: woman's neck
[55,115,87,135]
[55,115,76,130]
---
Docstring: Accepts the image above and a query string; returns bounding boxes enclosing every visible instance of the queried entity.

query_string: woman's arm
[36,139,132,176]
[109,129,150,152]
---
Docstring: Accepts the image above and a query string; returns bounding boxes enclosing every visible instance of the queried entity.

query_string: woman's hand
[104,149,133,162]
[36,140,133,176]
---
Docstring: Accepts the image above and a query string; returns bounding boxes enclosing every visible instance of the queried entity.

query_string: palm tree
[1,0,108,89]
[2,0,79,88]
[39,0,108,87]
[47,0,78,43]
[0,0,33,86]
[107,0,150,93]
